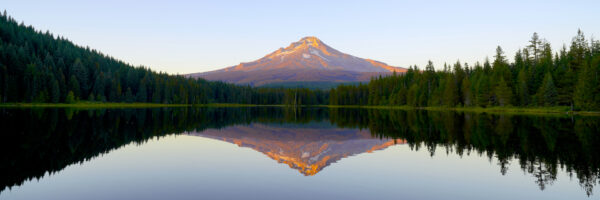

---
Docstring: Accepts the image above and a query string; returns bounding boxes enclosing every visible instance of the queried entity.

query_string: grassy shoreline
[321,105,600,116]
[0,102,284,109]
[1,102,599,116]
[0,102,192,108]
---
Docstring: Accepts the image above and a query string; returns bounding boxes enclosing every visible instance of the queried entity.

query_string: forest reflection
[1,107,598,195]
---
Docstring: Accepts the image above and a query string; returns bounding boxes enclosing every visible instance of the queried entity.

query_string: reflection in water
[0,107,599,196]
[190,123,404,175]
[330,108,600,195]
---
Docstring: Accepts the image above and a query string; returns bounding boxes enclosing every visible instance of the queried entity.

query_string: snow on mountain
[189,36,406,86]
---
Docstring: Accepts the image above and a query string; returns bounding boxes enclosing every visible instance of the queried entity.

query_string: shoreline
[321,105,600,116]
[1,103,599,116]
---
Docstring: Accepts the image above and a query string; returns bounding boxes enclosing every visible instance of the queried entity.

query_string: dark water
[0,107,599,200]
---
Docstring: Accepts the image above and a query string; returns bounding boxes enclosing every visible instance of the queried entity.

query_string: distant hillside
[259,81,362,90]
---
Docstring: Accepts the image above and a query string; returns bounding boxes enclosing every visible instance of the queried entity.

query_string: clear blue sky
[3,0,599,74]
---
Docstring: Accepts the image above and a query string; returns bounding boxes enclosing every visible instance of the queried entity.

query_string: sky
[3,0,600,74]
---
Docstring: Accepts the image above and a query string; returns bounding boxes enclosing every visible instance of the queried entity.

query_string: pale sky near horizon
[3,0,599,74]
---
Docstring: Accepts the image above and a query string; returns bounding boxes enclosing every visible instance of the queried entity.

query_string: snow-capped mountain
[188,36,406,86]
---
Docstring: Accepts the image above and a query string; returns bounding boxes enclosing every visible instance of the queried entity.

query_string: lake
[0,107,598,199]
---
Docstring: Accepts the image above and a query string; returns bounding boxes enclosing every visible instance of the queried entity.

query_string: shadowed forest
[330,32,600,110]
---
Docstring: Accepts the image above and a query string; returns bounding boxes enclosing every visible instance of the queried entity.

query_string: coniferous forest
[330,31,600,110]
[1,12,599,110]
[0,12,328,105]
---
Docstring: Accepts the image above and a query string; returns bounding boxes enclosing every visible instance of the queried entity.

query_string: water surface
[1,107,598,199]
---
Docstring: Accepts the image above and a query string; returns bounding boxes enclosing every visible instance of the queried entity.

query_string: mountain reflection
[1,107,599,195]
[189,123,404,175]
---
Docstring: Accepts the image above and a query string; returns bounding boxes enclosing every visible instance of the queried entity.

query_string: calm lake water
[0,107,599,200]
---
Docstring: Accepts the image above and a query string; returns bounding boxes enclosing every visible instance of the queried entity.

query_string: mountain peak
[190,36,407,86]
[299,36,322,45]
[285,36,325,50]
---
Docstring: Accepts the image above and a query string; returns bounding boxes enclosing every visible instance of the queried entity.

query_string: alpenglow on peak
[189,36,407,86]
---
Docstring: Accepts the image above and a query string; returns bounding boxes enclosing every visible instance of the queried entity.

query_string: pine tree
[475,76,491,107]
[569,29,588,71]
[516,69,529,106]
[574,63,599,110]
[537,73,558,106]
[50,79,60,103]
[424,60,436,99]
[529,32,542,62]
[93,74,105,99]
[0,65,5,103]
[65,91,76,104]
[137,79,148,102]
[68,75,80,99]
[71,58,89,96]
[96,93,104,102]
[430,81,444,106]
[24,64,38,102]
[57,68,67,101]
[407,85,419,106]
[125,87,134,103]
[461,77,473,106]
[443,75,458,106]
[395,86,407,105]
[494,78,513,106]
[152,81,162,103]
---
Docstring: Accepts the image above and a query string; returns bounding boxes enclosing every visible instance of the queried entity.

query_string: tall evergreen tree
[494,78,513,106]
[137,78,148,102]
[125,87,134,103]
[65,91,75,104]
[574,63,599,110]
[443,75,458,106]
[461,77,473,106]
[50,79,60,103]
[475,75,491,107]
[516,69,529,106]
[537,73,558,106]
[71,58,89,96]
[68,75,80,99]
[529,32,542,62]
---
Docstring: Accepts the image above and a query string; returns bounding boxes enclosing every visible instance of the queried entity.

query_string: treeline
[331,31,600,110]
[0,12,328,105]
[4,11,599,109]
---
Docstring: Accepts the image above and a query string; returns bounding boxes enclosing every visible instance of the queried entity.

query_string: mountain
[188,36,407,86]
[188,123,405,176]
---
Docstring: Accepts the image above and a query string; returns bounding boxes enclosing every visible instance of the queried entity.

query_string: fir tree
[443,75,458,106]
[517,69,529,106]
[461,77,473,106]
[475,76,491,107]
[537,73,558,106]
[71,58,89,96]
[574,63,599,110]
[65,91,76,104]
[68,75,80,99]
[125,87,134,103]
[494,78,513,106]
[137,80,148,102]
[50,79,60,103]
